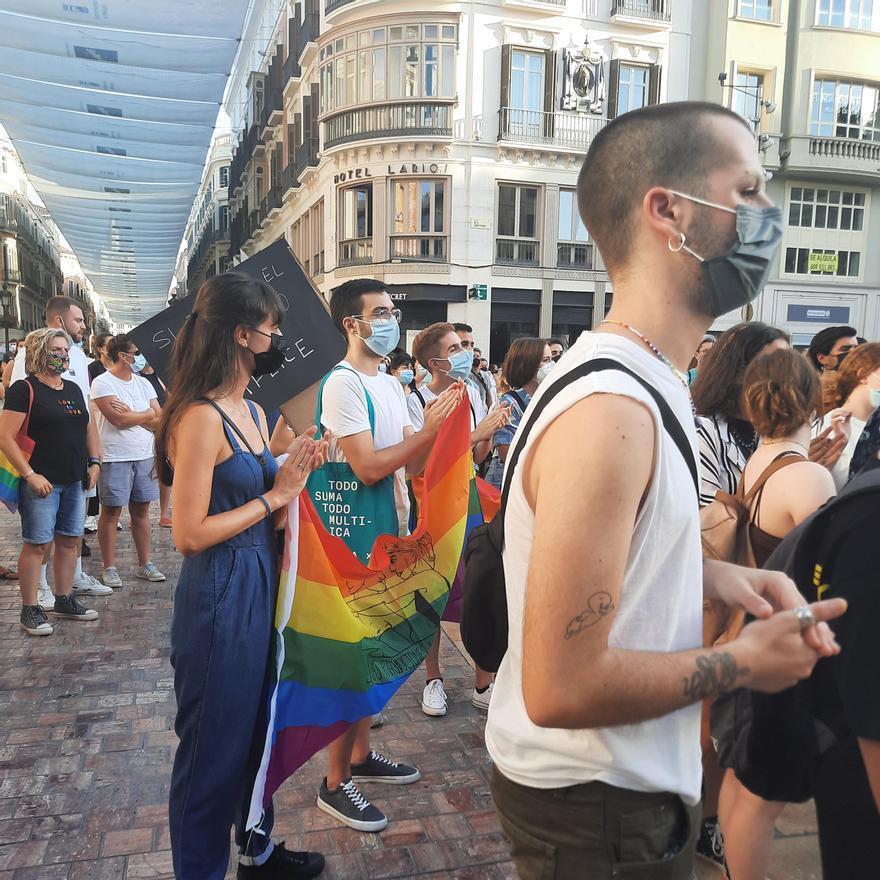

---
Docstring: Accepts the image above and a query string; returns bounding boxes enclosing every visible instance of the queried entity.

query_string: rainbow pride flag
[247,395,473,825]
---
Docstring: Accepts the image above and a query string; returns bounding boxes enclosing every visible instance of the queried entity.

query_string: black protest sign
[129,239,346,412]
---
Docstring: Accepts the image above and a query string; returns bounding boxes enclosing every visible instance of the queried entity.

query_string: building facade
[226,0,693,362]
[691,0,880,344]
[184,132,233,297]
[0,135,64,349]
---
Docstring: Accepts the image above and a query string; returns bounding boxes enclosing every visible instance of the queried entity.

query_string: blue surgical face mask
[124,351,147,373]
[353,317,401,358]
[398,369,414,386]
[869,386,880,410]
[668,189,784,319]
[378,362,388,373]
[434,349,472,381]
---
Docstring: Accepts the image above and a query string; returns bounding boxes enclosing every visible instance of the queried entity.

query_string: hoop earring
[667,233,686,253]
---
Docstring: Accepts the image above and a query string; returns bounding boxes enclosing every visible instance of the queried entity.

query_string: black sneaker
[695,816,729,877]
[81,539,91,558]
[20,605,53,637]
[350,750,421,785]
[316,778,387,832]
[51,593,99,621]
[237,841,324,879]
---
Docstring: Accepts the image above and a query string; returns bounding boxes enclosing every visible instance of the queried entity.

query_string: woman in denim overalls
[155,274,326,880]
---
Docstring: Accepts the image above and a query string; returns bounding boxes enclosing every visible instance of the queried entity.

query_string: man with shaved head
[485,102,847,879]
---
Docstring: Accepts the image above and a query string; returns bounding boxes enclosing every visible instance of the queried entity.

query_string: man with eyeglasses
[312,279,461,835]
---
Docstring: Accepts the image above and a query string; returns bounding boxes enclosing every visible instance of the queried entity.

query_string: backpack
[710,468,880,802]
[460,357,699,673]
[700,452,804,646]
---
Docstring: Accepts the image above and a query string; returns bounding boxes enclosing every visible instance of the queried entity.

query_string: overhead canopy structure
[0,0,254,324]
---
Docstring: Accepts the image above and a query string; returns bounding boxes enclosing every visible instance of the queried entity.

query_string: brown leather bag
[700,452,803,645]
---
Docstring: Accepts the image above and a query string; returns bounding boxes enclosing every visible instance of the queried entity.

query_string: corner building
[228,0,693,362]
[691,0,880,343]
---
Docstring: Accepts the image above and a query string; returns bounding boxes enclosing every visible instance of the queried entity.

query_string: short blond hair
[24,328,70,376]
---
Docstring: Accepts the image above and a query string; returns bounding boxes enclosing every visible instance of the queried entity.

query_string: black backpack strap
[413,388,426,408]
[499,358,699,513]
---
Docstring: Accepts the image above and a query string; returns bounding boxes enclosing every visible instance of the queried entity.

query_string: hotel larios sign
[334,163,448,183]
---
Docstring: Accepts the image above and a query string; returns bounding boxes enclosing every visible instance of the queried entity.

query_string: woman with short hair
[0,328,101,636]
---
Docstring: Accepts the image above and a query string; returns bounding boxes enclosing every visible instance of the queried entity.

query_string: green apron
[306,365,399,564]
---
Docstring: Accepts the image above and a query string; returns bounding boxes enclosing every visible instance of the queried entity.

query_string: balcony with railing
[338,237,373,267]
[324,103,454,149]
[498,108,608,153]
[557,242,594,270]
[784,135,880,183]
[297,11,320,60]
[610,0,672,25]
[325,0,354,14]
[295,136,320,178]
[390,235,448,263]
[496,237,539,267]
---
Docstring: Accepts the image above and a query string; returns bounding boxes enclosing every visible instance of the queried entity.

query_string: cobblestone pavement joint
[0,511,820,878]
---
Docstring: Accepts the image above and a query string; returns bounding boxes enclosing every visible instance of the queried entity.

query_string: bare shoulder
[776,458,836,492]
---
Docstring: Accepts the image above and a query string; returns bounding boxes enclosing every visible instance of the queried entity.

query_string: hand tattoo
[564,592,615,640]
[682,653,749,700]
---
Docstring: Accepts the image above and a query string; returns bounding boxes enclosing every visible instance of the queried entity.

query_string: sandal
[159,516,173,528]
[0,566,19,580]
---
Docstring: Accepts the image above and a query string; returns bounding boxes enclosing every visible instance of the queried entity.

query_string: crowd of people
[1,100,877,880]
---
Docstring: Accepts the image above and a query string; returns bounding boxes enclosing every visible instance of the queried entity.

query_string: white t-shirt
[817,411,867,491]
[12,342,91,404]
[485,331,704,805]
[90,371,158,462]
[407,382,485,432]
[320,361,413,535]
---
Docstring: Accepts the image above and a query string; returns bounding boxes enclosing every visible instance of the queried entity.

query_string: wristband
[88,458,102,468]
[256,495,272,518]
[21,470,35,480]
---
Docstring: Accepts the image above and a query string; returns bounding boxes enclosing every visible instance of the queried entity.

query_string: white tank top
[485,332,704,805]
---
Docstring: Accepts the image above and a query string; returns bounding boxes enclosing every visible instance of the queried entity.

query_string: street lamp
[0,283,14,356]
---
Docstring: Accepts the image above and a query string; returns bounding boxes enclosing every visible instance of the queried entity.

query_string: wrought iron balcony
[325,0,354,14]
[496,237,539,267]
[338,238,373,267]
[324,102,453,149]
[557,242,594,270]
[611,0,671,23]
[390,235,448,263]
[295,136,320,178]
[498,108,608,153]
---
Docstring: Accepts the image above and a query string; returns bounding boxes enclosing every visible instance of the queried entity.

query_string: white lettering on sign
[389,293,408,301]
[261,264,284,283]
[807,309,832,318]
[152,328,177,350]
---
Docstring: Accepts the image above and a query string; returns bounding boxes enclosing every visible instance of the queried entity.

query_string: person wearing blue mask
[90,334,165,589]
[388,350,415,396]
[309,279,462,834]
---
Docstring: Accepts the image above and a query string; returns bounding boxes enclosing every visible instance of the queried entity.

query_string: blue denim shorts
[19,481,86,545]
[99,459,159,507]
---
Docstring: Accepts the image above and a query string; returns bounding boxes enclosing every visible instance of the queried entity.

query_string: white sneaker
[137,562,166,582]
[83,516,97,534]
[116,521,123,531]
[37,583,54,611]
[102,567,123,588]
[73,573,114,596]
[472,682,494,711]
[421,679,447,717]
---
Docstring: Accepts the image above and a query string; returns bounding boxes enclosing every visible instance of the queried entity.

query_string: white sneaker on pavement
[84,516,97,534]
[421,678,447,717]
[37,583,54,611]
[73,572,114,596]
[102,567,123,588]
[137,562,166,582]
[472,682,494,711]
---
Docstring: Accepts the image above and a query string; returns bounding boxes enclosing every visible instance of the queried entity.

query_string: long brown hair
[828,342,880,409]
[154,273,283,484]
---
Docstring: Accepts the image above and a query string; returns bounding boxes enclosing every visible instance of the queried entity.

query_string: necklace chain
[761,438,810,455]
[600,320,696,415]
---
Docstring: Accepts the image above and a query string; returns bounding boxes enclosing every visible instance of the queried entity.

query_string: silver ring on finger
[794,605,817,632]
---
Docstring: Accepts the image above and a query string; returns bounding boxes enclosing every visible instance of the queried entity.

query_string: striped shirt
[696,415,751,508]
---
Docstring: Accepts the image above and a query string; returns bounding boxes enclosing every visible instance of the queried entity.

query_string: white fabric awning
[0,1,253,324]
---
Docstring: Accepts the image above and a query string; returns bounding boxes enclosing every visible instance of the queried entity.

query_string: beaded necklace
[600,320,697,418]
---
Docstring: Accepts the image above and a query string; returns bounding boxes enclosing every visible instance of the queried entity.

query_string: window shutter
[500,44,511,112]
[649,63,662,105]
[543,48,557,140]
[287,123,296,165]
[310,84,320,141]
[607,59,620,119]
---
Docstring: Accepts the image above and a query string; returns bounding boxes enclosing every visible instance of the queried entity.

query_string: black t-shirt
[88,360,106,383]
[5,377,89,486]
[811,494,880,742]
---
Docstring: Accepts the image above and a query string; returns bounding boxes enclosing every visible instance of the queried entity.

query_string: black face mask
[248,330,287,377]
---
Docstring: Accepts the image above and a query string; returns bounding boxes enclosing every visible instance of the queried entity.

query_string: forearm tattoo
[682,653,749,700]
[564,592,615,640]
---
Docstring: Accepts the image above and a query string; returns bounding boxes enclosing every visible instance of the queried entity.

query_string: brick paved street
[0,509,821,879]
